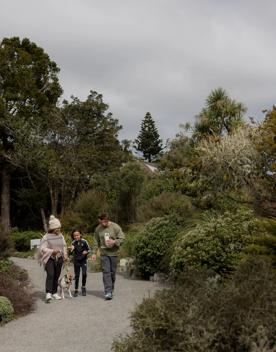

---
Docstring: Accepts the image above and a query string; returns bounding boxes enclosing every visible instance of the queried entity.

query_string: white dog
[58,272,73,299]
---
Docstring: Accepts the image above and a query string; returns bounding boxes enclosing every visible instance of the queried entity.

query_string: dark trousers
[45,257,63,294]
[74,260,87,290]
[101,256,118,294]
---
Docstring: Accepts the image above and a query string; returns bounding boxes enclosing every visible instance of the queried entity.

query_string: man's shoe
[73,290,78,297]
[45,293,52,302]
[81,287,86,296]
[52,293,62,300]
[104,292,113,300]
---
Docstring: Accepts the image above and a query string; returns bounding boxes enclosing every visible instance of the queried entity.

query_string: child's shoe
[104,292,112,300]
[81,287,86,296]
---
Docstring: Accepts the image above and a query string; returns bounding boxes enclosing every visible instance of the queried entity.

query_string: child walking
[70,230,90,297]
[39,215,68,303]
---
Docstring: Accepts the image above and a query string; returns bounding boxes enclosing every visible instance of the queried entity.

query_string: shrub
[0,296,14,324]
[0,261,34,316]
[196,126,260,195]
[137,192,194,223]
[246,217,276,265]
[113,257,276,352]
[133,214,186,278]
[11,228,42,252]
[170,208,254,275]
[120,224,145,258]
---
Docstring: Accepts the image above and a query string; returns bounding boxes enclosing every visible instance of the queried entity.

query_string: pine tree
[135,112,163,162]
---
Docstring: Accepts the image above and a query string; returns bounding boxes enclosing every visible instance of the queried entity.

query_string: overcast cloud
[1,0,276,142]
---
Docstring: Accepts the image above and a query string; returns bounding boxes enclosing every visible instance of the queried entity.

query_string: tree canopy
[193,87,246,140]
[0,37,62,234]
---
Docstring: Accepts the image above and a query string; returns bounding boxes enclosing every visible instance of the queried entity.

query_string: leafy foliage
[0,260,34,317]
[0,296,14,324]
[113,257,276,352]
[196,126,260,195]
[62,190,109,234]
[133,214,186,278]
[193,87,246,140]
[255,107,276,175]
[170,208,254,274]
[160,133,195,170]
[11,228,42,252]
[246,217,276,264]
[0,36,62,234]
[137,192,194,223]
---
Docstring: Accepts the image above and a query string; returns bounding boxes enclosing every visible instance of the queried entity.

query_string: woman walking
[39,215,68,302]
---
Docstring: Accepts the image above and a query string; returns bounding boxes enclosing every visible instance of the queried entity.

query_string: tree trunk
[40,208,48,233]
[49,183,58,215]
[1,166,11,234]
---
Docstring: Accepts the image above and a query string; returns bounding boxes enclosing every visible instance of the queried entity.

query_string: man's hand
[82,250,88,255]
[91,254,97,262]
[52,249,60,255]
[106,238,115,248]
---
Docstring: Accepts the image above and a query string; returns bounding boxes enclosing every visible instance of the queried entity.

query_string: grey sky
[1,0,276,142]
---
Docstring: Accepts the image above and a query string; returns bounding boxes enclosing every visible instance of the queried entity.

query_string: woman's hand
[91,254,97,262]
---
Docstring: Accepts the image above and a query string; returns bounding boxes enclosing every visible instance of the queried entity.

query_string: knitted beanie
[48,215,61,230]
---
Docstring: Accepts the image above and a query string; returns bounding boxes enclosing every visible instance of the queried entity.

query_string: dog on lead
[58,272,73,299]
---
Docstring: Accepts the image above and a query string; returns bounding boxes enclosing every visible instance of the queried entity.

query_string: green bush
[246,217,276,265]
[170,208,255,275]
[133,214,186,278]
[11,228,42,252]
[120,224,145,258]
[0,262,33,316]
[137,192,194,223]
[0,259,13,273]
[0,296,14,324]
[113,257,276,352]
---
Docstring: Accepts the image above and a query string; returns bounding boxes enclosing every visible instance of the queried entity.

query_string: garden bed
[0,259,35,324]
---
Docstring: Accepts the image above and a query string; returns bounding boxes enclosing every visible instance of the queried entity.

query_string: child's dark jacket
[71,239,90,262]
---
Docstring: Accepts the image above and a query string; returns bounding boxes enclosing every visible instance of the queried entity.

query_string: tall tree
[194,88,246,141]
[0,37,62,235]
[40,91,124,215]
[135,112,162,162]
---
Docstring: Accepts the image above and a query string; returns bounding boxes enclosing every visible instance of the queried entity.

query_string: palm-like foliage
[194,88,246,140]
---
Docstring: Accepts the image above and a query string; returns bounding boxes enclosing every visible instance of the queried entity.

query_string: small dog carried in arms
[58,272,73,299]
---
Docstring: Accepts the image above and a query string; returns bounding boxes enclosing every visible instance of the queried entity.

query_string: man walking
[91,214,124,300]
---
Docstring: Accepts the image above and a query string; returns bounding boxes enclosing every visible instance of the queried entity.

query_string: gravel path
[0,258,160,352]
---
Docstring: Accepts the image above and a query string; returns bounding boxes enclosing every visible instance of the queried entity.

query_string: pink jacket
[39,233,67,266]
